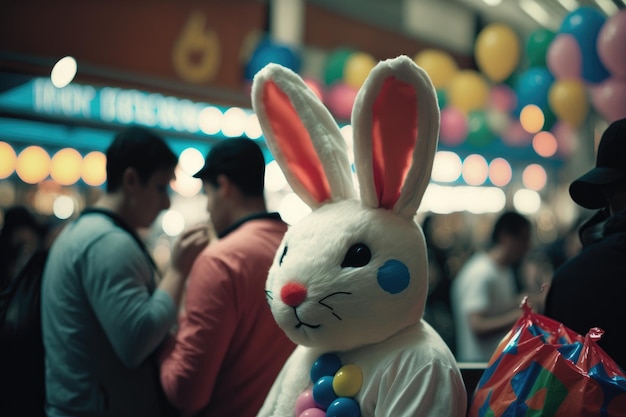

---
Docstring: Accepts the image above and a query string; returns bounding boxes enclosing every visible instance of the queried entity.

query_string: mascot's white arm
[252,56,466,417]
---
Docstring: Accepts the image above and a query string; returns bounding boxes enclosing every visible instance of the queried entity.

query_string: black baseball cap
[569,118,626,209]
[193,137,266,196]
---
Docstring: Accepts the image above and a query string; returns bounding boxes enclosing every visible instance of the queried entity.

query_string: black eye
[279,245,288,265]
[341,243,371,268]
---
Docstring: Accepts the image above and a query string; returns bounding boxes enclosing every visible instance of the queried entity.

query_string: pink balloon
[547,34,582,80]
[488,84,517,113]
[439,107,468,146]
[551,121,578,159]
[298,408,326,417]
[501,120,532,147]
[598,10,626,79]
[589,77,626,123]
[325,83,358,121]
[295,390,316,416]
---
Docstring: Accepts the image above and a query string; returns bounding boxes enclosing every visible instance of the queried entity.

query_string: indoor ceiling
[308,0,625,54]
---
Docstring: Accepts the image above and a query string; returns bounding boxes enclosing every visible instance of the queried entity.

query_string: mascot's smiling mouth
[293,308,320,329]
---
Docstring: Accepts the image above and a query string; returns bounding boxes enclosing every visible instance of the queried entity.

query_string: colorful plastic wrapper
[469,299,626,417]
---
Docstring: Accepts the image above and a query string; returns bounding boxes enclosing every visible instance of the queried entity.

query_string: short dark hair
[193,137,265,197]
[491,211,531,246]
[105,126,178,193]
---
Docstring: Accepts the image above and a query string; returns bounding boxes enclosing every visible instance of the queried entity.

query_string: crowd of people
[1,118,625,416]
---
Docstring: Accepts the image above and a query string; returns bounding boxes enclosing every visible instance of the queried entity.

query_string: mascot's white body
[252,56,467,417]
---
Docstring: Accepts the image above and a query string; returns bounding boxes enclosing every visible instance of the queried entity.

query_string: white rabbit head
[252,56,439,352]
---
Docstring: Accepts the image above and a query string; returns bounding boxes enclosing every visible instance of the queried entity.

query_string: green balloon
[526,29,556,67]
[466,111,495,147]
[324,48,355,86]
[436,89,447,110]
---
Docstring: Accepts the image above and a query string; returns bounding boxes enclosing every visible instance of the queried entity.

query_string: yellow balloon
[344,52,377,89]
[446,70,489,113]
[548,80,589,127]
[475,24,520,83]
[332,364,363,397]
[414,49,458,89]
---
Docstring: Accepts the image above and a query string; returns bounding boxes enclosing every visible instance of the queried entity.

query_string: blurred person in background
[451,211,537,362]
[159,138,295,417]
[41,126,210,417]
[545,117,626,371]
[0,206,45,291]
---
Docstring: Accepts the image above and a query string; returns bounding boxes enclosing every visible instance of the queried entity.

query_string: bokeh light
[170,166,203,197]
[520,104,544,134]
[523,164,548,191]
[221,107,247,137]
[265,161,288,192]
[162,209,185,236]
[462,154,488,186]
[53,195,75,219]
[179,147,205,177]
[488,158,512,187]
[51,148,83,185]
[0,141,17,179]
[532,131,558,158]
[514,188,541,214]
[82,151,107,186]
[198,106,223,135]
[16,146,50,184]
[245,113,263,139]
[432,151,462,183]
[51,56,77,88]
[278,193,311,225]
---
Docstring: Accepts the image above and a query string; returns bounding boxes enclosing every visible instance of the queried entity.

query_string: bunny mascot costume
[251,55,467,417]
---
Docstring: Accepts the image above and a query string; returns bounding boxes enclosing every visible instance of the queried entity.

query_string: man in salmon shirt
[159,137,295,417]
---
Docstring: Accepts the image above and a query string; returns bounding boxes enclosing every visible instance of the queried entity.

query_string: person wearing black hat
[545,117,626,370]
[159,137,295,417]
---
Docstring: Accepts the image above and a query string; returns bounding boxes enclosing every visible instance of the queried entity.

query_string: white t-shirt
[451,252,518,362]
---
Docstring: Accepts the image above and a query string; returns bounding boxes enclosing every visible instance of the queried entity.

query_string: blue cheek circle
[377,260,410,294]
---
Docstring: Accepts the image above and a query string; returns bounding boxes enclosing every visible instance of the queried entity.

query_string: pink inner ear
[263,81,331,204]
[371,77,418,209]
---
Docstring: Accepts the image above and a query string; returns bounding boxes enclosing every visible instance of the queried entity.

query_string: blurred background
[0,0,624,280]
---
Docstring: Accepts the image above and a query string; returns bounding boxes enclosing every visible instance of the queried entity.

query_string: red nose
[280,282,307,307]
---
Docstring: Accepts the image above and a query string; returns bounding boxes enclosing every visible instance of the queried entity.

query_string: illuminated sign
[0,78,254,139]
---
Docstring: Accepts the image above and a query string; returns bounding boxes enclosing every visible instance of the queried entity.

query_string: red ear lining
[371,77,419,209]
[263,81,332,204]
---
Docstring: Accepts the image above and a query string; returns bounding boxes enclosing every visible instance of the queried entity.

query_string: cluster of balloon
[295,353,363,417]
[547,8,626,124]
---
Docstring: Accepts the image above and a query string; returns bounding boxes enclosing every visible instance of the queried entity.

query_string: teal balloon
[526,28,556,67]
[324,48,355,86]
[466,111,495,147]
[436,89,447,109]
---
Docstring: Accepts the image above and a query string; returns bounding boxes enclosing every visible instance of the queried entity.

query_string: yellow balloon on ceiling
[344,52,377,89]
[414,49,458,89]
[475,23,520,83]
[446,70,489,114]
[548,79,589,127]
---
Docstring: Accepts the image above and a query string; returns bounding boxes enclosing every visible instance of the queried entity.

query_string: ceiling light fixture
[520,0,554,28]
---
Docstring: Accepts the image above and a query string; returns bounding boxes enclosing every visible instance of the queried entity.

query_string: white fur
[252,56,466,417]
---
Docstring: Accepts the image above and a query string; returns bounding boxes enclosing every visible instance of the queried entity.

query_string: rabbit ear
[352,55,439,219]
[251,64,355,209]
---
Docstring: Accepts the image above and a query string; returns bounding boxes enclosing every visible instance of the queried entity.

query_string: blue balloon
[310,353,342,383]
[560,7,609,84]
[515,67,554,113]
[312,376,337,410]
[244,39,301,81]
[326,397,361,417]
